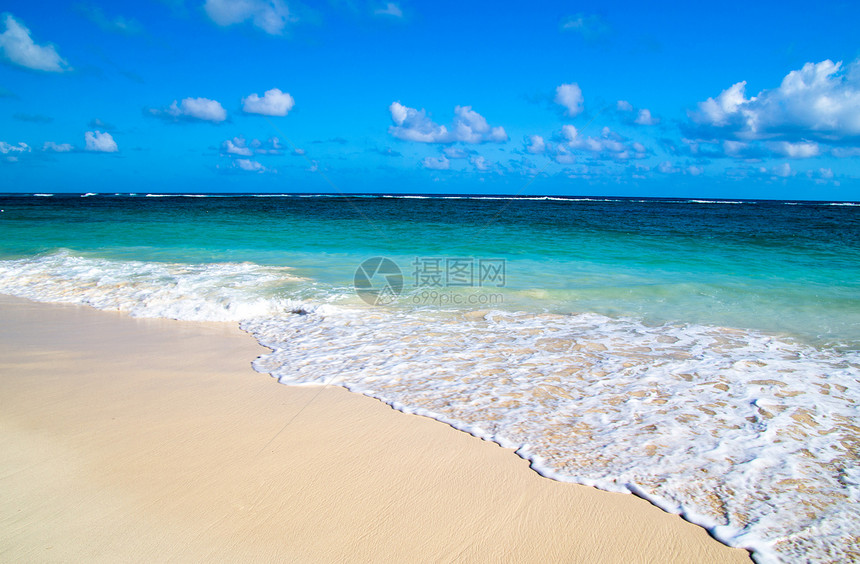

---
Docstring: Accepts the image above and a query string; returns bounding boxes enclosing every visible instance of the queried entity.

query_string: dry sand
[0,296,751,562]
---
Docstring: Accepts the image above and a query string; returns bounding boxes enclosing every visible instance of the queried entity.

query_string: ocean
[0,193,858,562]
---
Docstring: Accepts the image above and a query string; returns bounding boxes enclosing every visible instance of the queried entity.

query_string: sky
[0,0,859,200]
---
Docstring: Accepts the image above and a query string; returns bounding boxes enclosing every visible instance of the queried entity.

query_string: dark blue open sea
[1,193,858,562]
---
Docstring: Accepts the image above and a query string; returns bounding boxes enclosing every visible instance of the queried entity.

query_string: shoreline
[0,295,751,562]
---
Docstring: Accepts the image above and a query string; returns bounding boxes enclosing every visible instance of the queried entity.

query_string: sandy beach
[0,295,750,562]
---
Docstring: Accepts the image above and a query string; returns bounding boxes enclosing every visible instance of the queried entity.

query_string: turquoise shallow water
[0,193,857,346]
[0,193,858,562]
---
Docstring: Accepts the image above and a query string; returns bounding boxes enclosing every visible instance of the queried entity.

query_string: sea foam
[0,251,857,563]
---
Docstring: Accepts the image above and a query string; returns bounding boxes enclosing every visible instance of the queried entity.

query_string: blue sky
[1,0,859,200]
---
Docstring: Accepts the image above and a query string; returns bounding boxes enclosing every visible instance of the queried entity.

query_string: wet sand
[0,296,751,562]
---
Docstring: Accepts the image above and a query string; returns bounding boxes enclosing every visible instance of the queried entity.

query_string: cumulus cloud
[524,134,546,154]
[222,137,253,156]
[204,0,292,35]
[374,2,403,17]
[688,59,860,144]
[151,97,227,122]
[254,137,283,154]
[443,147,470,159]
[388,103,507,144]
[560,125,646,160]
[616,100,660,125]
[422,155,450,170]
[561,13,609,40]
[43,141,74,152]
[221,136,282,156]
[554,83,584,116]
[242,88,294,116]
[234,158,266,172]
[0,141,30,154]
[85,130,118,152]
[470,155,490,171]
[634,109,659,125]
[0,14,70,72]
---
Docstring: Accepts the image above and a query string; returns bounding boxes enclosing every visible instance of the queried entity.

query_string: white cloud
[85,131,118,152]
[451,106,507,143]
[524,134,546,154]
[555,83,584,116]
[693,81,748,128]
[634,108,659,125]
[155,97,227,122]
[255,137,283,154]
[561,124,578,141]
[0,141,29,153]
[0,14,70,72]
[687,165,704,176]
[389,102,447,142]
[690,59,860,142]
[471,155,490,171]
[562,125,639,159]
[422,155,450,170]
[388,103,507,144]
[204,0,292,35]
[443,147,469,159]
[43,141,74,152]
[374,2,403,17]
[768,140,820,158]
[242,88,294,116]
[222,137,253,156]
[0,141,30,154]
[235,158,266,172]
[221,136,282,156]
[617,100,659,125]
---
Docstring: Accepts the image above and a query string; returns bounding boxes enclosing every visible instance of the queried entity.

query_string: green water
[0,194,858,346]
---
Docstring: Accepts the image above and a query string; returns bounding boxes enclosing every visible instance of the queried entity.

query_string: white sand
[0,296,750,562]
